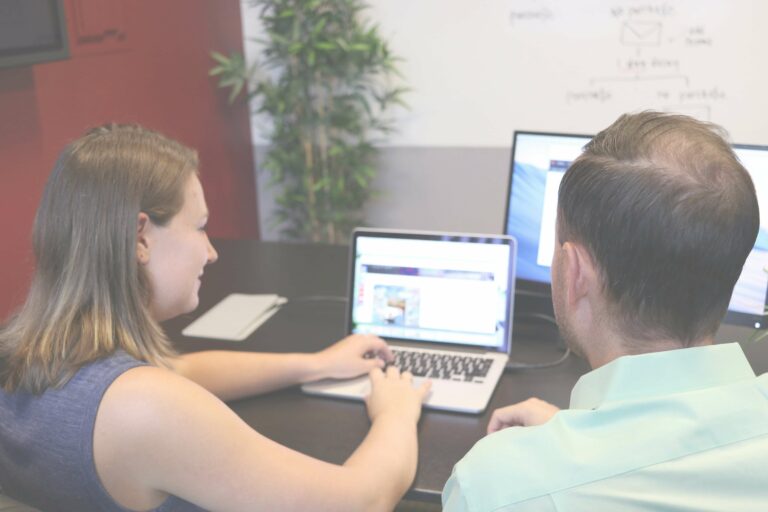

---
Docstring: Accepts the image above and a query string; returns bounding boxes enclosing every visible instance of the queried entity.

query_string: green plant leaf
[228,81,245,103]
[208,65,226,76]
[209,51,230,64]
[227,0,406,242]
[312,17,328,35]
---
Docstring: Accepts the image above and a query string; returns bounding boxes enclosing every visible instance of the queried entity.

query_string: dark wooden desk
[162,239,768,503]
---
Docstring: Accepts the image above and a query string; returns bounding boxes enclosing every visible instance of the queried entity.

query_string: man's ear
[561,241,600,306]
[136,212,151,265]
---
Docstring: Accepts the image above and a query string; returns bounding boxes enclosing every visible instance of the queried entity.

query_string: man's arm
[487,398,560,433]
[443,401,562,512]
[442,470,473,512]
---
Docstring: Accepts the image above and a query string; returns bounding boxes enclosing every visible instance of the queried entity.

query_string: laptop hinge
[387,340,496,356]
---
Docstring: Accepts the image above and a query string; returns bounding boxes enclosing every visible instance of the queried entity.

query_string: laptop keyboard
[390,349,493,383]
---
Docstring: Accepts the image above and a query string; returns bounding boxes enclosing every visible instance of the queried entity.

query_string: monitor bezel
[0,0,70,69]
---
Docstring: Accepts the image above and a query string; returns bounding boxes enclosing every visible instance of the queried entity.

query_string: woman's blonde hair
[0,124,199,393]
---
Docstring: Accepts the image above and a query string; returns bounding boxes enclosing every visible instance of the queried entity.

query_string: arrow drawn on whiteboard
[589,75,689,87]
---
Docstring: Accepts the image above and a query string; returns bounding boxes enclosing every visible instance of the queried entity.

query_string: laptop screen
[348,230,516,353]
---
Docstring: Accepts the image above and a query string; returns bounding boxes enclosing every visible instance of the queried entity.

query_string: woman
[0,124,430,511]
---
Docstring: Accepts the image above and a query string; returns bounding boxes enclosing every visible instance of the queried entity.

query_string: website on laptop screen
[350,235,513,349]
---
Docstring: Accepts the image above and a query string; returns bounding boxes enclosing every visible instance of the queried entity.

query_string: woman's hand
[314,333,394,380]
[365,366,431,425]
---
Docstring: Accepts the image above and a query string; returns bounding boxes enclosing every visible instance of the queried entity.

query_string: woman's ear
[136,212,151,265]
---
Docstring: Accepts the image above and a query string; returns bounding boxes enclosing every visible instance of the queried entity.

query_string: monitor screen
[0,0,69,69]
[726,144,768,328]
[504,131,592,290]
[504,131,768,328]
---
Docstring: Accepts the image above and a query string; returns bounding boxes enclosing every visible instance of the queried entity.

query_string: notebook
[182,293,287,341]
[302,228,517,414]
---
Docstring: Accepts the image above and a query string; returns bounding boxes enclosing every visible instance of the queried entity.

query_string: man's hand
[315,333,394,380]
[487,397,560,434]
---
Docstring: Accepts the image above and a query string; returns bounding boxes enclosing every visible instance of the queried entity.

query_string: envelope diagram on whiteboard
[621,21,662,46]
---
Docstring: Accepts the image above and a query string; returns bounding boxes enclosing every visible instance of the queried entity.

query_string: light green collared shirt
[442,343,768,511]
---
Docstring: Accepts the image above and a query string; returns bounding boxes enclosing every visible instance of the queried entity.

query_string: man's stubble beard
[552,272,586,361]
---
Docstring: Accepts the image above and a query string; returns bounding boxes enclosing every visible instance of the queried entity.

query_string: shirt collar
[570,343,755,410]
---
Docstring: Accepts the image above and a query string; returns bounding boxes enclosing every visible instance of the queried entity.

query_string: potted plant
[210,0,406,243]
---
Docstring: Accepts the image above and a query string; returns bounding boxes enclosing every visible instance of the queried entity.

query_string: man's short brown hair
[558,111,759,344]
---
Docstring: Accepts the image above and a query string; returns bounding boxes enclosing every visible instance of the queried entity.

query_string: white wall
[241,1,768,239]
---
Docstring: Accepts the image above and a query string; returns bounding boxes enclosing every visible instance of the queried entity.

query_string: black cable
[505,312,571,370]
[516,312,557,325]
[506,348,571,370]
[515,289,553,299]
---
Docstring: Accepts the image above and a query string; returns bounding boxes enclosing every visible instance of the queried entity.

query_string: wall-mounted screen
[0,0,69,69]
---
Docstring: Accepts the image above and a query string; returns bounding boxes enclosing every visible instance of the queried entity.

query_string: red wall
[0,0,258,319]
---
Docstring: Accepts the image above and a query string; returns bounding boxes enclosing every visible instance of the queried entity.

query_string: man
[443,111,768,511]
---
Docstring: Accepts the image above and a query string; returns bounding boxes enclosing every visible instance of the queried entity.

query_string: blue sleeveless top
[0,351,206,511]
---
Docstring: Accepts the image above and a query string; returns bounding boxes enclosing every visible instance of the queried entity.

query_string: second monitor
[504,130,768,329]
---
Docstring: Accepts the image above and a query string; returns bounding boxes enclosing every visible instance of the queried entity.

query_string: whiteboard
[359,0,768,147]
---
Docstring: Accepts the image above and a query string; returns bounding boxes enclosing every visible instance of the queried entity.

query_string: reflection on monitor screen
[727,145,768,328]
[504,131,592,287]
[504,132,768,328]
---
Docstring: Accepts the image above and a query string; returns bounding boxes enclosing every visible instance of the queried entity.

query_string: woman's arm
[171,333,392,401]
[94,364,430,512]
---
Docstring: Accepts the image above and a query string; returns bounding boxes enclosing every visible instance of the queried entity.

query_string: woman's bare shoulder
[94,363,251,508]
[94,360,385,511]
[97,363,235,440]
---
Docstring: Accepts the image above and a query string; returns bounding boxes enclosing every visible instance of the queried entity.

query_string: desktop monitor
[728,144,768,328]
[504,131,768,328]
[504,131,592,296]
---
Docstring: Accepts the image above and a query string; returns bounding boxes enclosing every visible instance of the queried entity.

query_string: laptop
[302,228,517,413]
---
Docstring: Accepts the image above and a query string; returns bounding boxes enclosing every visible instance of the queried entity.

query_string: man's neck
[585,336,716,369]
